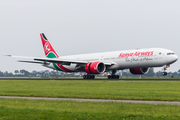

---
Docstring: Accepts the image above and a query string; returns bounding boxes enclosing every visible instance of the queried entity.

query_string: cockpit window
[167,53,175,55]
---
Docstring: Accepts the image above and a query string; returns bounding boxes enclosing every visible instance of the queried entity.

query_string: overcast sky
[0,0,180,72]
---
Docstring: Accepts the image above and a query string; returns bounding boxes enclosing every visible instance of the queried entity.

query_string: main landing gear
[107,70,119,79]
[83,75,95,79]
[107,75,119,79]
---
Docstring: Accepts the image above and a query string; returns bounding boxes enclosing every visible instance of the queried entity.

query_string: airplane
[7,33,178,79]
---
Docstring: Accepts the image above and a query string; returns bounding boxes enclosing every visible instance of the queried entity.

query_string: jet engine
[129,68,149,74]
[85,62,106,74]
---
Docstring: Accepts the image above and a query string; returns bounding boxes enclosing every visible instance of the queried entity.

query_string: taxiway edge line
[0,96,180,105]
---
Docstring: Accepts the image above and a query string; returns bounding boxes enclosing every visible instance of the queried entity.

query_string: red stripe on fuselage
[56,64,74,72]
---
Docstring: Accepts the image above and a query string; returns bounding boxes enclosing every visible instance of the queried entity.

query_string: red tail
[40,33,59,58]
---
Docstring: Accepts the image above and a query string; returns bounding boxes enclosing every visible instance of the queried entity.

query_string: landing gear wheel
[163,72,167,76]
[116,75,119,79]
[83,75,86,79]
[87,75,90,79]
[108,75,111,79]
[107,75,119,79]
[83,75,95,79]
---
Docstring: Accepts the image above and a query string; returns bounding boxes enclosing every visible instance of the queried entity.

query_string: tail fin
[40,33,59,58]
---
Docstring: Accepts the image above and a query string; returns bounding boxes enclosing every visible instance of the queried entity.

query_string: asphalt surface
[0,96,180,105]
[0,78,180,80]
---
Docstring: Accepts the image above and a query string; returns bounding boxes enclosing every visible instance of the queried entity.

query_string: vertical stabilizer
[40,33,59,58]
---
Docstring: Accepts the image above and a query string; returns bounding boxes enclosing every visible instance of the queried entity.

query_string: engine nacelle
[130,68,149,75]
[85,62,106,74]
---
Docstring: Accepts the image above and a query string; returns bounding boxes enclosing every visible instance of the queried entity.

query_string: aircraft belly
[115,57,166,69]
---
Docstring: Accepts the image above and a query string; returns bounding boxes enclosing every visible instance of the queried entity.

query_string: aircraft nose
[167,54,178,64]
[171,55,178,63]
[175,55,178,61]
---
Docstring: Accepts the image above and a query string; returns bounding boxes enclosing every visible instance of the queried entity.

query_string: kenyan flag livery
[40,33,73,72]
[40,33,59,58]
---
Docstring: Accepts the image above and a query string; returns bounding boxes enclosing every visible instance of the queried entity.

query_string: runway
[0,96,180,105]
[0,78,180,80]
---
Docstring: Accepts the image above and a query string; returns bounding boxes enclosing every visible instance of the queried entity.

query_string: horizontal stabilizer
[5,55,36,59]
[18,60,44,64]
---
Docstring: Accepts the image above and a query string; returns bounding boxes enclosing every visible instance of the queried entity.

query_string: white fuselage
[45,48,178,72]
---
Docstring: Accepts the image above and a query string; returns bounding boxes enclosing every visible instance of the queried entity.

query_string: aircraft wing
[34,58,88,65]
[6,55,114,66]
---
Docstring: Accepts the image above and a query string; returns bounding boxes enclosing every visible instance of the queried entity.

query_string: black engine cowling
[129,68,149,74]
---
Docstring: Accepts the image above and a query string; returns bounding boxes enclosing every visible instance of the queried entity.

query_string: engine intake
[130,68,149,74]
[85,62,106,74]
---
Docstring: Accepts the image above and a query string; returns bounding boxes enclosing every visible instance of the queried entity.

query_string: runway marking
[0,96,180,105]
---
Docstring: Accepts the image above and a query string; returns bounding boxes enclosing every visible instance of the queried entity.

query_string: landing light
[166,65,170,68]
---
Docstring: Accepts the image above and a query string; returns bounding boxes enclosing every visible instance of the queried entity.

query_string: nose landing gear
[162,72,167,75]
[162,65,169,76]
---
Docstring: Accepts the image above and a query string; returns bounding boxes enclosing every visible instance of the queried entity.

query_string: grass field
[1,98,180,120]
[1,80,180,119]
[0,80,180,101]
